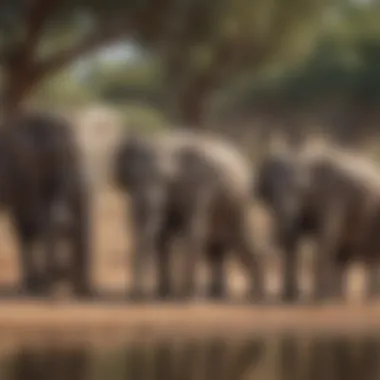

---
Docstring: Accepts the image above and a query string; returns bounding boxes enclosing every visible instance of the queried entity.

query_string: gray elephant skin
[0,111,91,297]
[255,142,380,303]
[114,130,264,301]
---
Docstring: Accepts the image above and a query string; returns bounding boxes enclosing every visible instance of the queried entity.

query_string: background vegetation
[1,0,380,148]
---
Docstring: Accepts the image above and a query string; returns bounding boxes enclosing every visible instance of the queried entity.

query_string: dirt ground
[0,189,379,338]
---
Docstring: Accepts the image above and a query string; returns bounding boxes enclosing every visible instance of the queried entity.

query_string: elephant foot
[207,284,227,300]
[311,292,343,305]
[310,292,327,304]
[73,284,92,299]
[127,288,147,303]
[282,292,300,305]
[313,276,345,304]
[366,282,380,301]
[156,285,173,301]
[21,276,47,297]
[176,288,197,302]
[246,287,266,304]
[281,281,299,303]
[366,291,380,302]
[20,287,46,298]
[311,283,331,303]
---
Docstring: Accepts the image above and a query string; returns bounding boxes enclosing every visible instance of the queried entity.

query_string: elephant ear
[267,131,290,155]
[300,133,327,153]
[297,162,312,191]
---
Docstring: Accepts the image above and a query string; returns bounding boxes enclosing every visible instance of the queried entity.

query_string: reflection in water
[10,347,88,380]
[2,333,380,380]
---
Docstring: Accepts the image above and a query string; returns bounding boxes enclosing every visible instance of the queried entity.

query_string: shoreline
[0,300,377,336]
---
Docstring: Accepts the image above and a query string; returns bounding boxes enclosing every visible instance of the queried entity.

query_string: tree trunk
[0,0,59,120]
[177,89,207,128]
[1,68,39,118]
[175,73,216,128]
[0,65,42,122]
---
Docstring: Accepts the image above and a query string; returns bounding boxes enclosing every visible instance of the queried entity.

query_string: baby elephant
[255,141,380,303]
[114,130,264,301]
[0,111,91,297]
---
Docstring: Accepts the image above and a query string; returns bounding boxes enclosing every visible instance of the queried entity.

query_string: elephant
[255,140,380,303]
[113,130,264,301]
[0,110,91,297]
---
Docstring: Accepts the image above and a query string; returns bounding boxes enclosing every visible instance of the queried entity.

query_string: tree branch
[25,0,58,48]
[34,25,130,78]
[5,0,58,66]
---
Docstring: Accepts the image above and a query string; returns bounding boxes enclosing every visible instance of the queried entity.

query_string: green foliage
[32,69,94,107]
[153,0,329,123]
[212,0,380,120]
[0,0,352,125]
[31,57,170,133]
[83,57,163,106]
[116,104,170,133]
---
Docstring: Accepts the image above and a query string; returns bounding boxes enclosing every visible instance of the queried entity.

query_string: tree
[0,0,172,116]
[155,0,329,126]
[0,0,331,125]
[209,0,380,146]
[83,57,163,106]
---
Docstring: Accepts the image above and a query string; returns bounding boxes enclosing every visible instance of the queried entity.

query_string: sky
[72,40,139,81]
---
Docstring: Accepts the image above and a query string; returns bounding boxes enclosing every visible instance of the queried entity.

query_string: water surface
[0,331,379,380]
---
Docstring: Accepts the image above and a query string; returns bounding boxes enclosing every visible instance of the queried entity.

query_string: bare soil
[0,189,378,339]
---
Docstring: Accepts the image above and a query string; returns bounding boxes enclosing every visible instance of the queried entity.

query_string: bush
[115,103,171,133]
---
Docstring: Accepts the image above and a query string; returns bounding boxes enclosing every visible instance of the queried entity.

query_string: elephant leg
[314,245,342,303]
[237,240,265,302]
[15,221,41,295]
[332,245,351,301]
[330,262,346,301]
[130,242,146,300]
[129,195,163,301]
[234,222,265,303]
[181,230,204,299]
[314,206,344,303]
[42,204,62,293]
[315,254,335,302]
[129,209,149,300]
[180,207,208,300]
[274,222,300,303]
[282,238,299,303]
[206,242,227,300]
[367,263,380,299]
[70,194,92,298]
[42,224,59,293]
[315,256,350,303]
[156,227,175,300]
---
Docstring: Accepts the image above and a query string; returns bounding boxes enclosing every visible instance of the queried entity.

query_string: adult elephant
[0,111,92,297]
[114,130,264,301]
[255,140,380,303]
